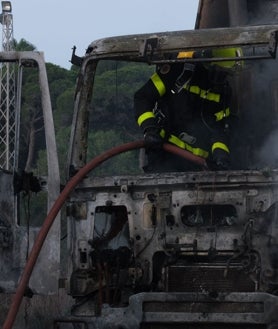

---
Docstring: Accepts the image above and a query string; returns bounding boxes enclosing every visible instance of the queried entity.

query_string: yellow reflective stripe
[183,143,209,158]
[151,73,166,96]
[137,111,155,127]
[160,129,166,138]
[168,134,186,149]
[187,85,220,103]
[214,108,230,121]
[188,85,200,95]
[201,89,220,102]
[212,142,230,153]
[160,129,209,158]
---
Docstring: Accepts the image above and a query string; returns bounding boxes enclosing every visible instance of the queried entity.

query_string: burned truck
[56,1,278,329]
[1,1,278,329]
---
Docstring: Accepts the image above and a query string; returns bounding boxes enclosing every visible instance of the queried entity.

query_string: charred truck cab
[60,3,278,329]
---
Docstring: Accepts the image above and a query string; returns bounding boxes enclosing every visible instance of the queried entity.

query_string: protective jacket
[134,63,232,170]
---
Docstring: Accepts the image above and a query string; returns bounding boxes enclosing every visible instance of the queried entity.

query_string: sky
[10,0,199,69]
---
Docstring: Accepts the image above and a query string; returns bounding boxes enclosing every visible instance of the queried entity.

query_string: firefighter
[134,48,242,172]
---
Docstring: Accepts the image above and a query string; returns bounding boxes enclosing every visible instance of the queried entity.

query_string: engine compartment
[66,170,278,324]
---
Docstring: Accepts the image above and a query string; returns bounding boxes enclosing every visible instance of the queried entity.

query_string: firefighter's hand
[211,149,230,170]
[144,126,163,150]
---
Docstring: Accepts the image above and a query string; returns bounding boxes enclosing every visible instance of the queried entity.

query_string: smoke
[254,129,278,168]
[231,43,278,169]
[247,1,278,168]
[247,0,278,25]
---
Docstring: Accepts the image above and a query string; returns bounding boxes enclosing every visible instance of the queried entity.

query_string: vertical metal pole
[14,63,22,170]
[0,6,16,171]
[5,62,9,168]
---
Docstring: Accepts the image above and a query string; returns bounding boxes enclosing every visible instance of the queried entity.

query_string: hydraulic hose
[2,140,206,329]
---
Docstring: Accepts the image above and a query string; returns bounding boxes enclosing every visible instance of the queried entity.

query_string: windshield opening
[86,60,154,176]
[85,54,278,175]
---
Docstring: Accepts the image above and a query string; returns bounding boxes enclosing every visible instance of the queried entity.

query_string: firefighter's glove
[144,126,163,150]
[211,149,230,170]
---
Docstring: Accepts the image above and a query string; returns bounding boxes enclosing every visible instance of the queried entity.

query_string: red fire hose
[2,140,206,329]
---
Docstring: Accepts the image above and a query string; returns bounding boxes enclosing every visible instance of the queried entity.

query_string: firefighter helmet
[210,47,243,69]
[177,47,243,70]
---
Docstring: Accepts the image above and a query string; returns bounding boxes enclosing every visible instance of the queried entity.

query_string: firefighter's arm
[134,68,171,149]
[134,63,186,128]
[134,64,186,149]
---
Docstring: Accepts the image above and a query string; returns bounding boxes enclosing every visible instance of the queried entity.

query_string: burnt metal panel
[166,266,255,293]
[0,52,61,294]
[84,25,278,60]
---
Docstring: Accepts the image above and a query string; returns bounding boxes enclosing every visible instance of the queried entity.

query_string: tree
[15,38,36,51]
[87,130,141,176]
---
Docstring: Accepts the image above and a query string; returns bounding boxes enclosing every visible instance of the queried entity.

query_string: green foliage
[56,126,72,179]
[54,87,75,127]
[91,61,154,135]
[46,63,76,111]
[36,149,48,175]
[15,38,36,51]
[88,130,141,175]
[85,61,154,176]
[93,61,154,105]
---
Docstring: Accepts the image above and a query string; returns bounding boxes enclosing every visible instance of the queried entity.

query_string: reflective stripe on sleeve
[151,73,166,96]
[212,142,230,154]
[137,111,155,127]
